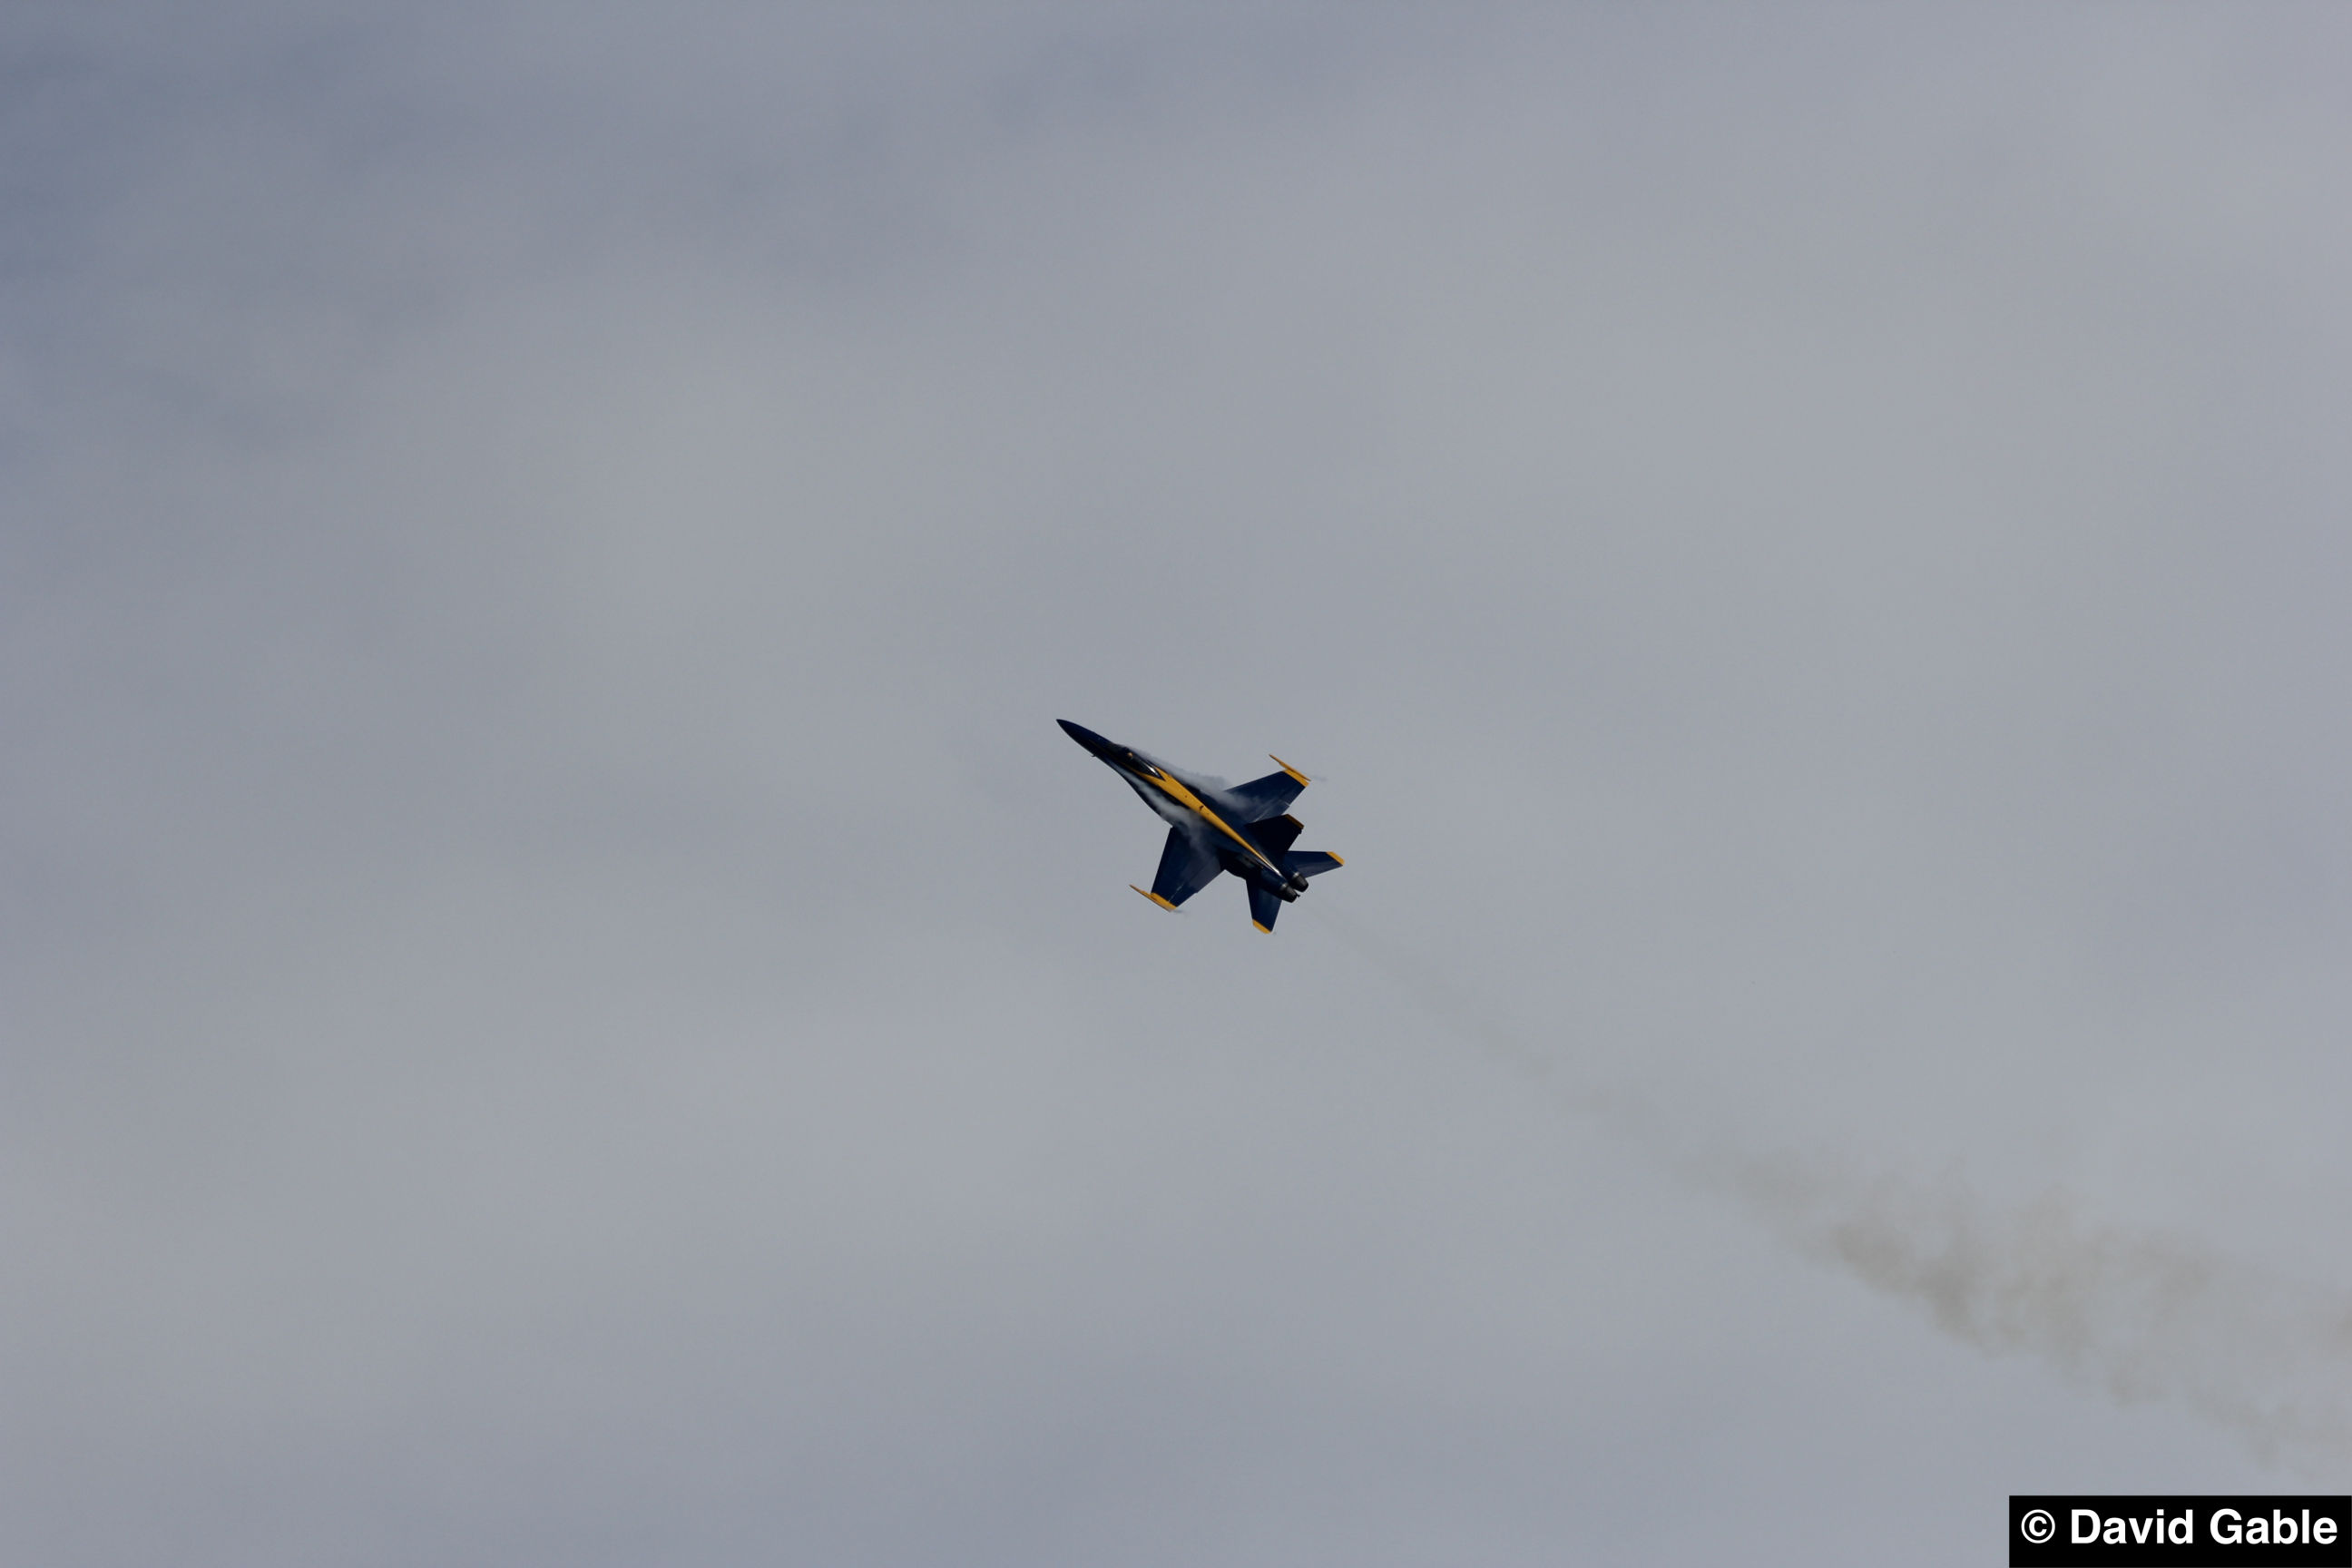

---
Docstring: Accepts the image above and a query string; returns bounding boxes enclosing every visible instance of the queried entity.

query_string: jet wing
[1136,827,1225,909]
[1225,758,1309,822]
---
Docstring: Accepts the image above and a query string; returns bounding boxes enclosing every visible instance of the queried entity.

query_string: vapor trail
[1299,903,2352,1469]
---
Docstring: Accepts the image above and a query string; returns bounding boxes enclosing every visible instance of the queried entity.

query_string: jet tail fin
[1247,881,1282,933]
[1249,813,1304,859]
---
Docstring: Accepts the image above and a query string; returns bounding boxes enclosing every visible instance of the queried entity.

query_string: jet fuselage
[1059,720,1343,931]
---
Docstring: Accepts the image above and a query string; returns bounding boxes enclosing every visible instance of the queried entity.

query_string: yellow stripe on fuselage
[1137,768,1284,877]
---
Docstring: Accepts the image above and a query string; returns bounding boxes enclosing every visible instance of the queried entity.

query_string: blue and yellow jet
[1060,720,1344,933]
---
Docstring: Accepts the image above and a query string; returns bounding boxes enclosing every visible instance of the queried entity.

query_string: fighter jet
[1059,720,1343,933]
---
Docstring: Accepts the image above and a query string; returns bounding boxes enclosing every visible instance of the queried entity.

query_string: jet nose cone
[1058,719,1109,751]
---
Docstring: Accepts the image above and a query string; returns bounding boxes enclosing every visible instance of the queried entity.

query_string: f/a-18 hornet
[1059,720,1343,933]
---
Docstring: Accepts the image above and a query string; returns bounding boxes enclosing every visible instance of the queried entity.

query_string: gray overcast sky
[5,5,2350,1563]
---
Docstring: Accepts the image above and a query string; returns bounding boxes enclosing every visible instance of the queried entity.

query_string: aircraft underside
[1062,720,1342,933]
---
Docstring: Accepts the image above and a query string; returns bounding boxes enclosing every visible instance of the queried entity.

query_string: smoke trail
[1298,899,1651,1128]
[1299,903,2352,1469]
[1297,899,1556,1082]
[1722,1151,2352,1469]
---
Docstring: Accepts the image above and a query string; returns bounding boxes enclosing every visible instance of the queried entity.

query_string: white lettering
[2213,1509,2242,1544]
[2317,1517,2338,1545]
[2130,1516,2152,1544]
[2171,1513,2195,1545]
[2073,1510,2101,1544]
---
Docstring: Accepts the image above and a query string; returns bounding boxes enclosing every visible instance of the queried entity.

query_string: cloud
[6,5,2352,1563]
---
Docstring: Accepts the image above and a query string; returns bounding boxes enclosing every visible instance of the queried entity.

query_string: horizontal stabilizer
[1247,881,1282,933]
[1282,849,1344,880]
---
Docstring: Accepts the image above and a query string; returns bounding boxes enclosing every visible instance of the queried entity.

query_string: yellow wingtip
[1130,885,1179,911]
[1269,753,1310,786]
[1327,852,1345,865]
[1252,920,1274,933]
